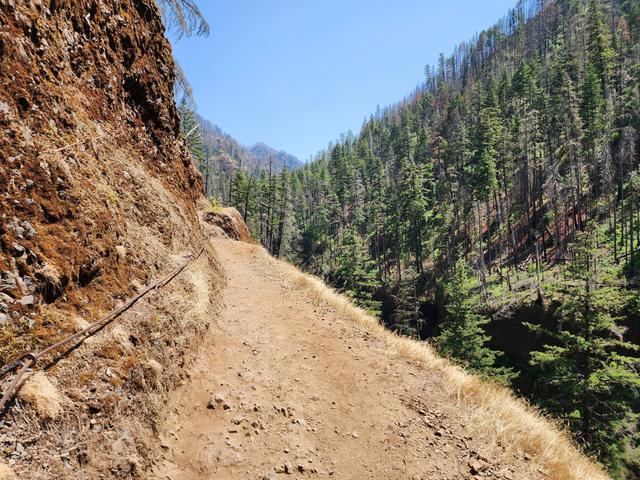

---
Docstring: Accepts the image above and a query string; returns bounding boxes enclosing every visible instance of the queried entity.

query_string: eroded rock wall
[0,1,222,478]
[0,0,203,361]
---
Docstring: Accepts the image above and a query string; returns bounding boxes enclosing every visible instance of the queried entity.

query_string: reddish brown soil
[0,0,203,363]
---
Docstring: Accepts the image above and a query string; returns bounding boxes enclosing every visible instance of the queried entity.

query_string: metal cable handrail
[0,237,211,415]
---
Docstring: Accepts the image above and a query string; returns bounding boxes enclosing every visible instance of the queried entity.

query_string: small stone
[115,245,127,262]
[0,293,14,304]
[231,416,244,425]
[0,314,8,325]
[216,447,244,466]
[11,243,24,255]
[350,431,359,438]
[297,464,305,473]
[21,221,36,239]
[0,276,17,294]
[19,295,34,306]
[262,474,278,480]
[469,459,485,475]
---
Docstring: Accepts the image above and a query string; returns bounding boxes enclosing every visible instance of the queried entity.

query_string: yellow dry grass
[160,245,219,329]
[257,249,610,480]
[0,463,16,480]
[18,372,64,420]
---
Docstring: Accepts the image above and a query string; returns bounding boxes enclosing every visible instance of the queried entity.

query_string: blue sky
[170,0,516,161]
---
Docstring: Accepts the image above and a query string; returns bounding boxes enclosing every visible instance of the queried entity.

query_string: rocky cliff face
[0,0,203,362]
[0,1,223,478]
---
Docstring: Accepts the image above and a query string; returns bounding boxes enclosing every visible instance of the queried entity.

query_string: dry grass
[18,372,64,420]
[0,463,17,480]
[160,244,220,329]
[261,252,610,480]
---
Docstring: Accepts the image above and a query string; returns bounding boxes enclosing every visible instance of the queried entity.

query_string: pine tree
[391,275,423,338]
[434,260,514,383]
[586,0,614,94]
[334,227,381,314]
[400,157,429,274]
[178,98,207,190]
[527,224,640,469]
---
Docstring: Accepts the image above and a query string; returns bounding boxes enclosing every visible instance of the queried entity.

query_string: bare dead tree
[156,0,210,38]
[155,1,209,103]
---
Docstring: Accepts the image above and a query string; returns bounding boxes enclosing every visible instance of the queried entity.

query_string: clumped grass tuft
[0,462,17,480]
[18,372,64,420]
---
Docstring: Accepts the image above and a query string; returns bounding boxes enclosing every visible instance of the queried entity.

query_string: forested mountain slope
[249,142,303,171]
[205,0,640,476]
[177,107,302,202]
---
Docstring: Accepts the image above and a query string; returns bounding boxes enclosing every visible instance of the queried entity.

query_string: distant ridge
[197,114,302,173]
[249,142,302,171]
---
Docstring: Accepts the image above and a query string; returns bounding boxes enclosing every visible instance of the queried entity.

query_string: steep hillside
[186,114,301,202]
[0,0,206,361]
[0,1,222,478]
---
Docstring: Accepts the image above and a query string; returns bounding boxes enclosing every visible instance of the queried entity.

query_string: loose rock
[21,221,36,239]
[19,295,34,306]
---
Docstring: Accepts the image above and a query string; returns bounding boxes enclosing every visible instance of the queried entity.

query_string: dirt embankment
[0,1,224,478]
[0,0,204,361]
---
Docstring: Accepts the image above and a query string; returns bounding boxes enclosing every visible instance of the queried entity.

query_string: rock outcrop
[0,0,202,362]
[203,207,252,242]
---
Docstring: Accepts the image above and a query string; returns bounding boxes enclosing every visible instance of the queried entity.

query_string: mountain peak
[248,143,303,170]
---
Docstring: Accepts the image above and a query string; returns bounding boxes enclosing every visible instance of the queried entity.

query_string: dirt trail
[152,238,532,480]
